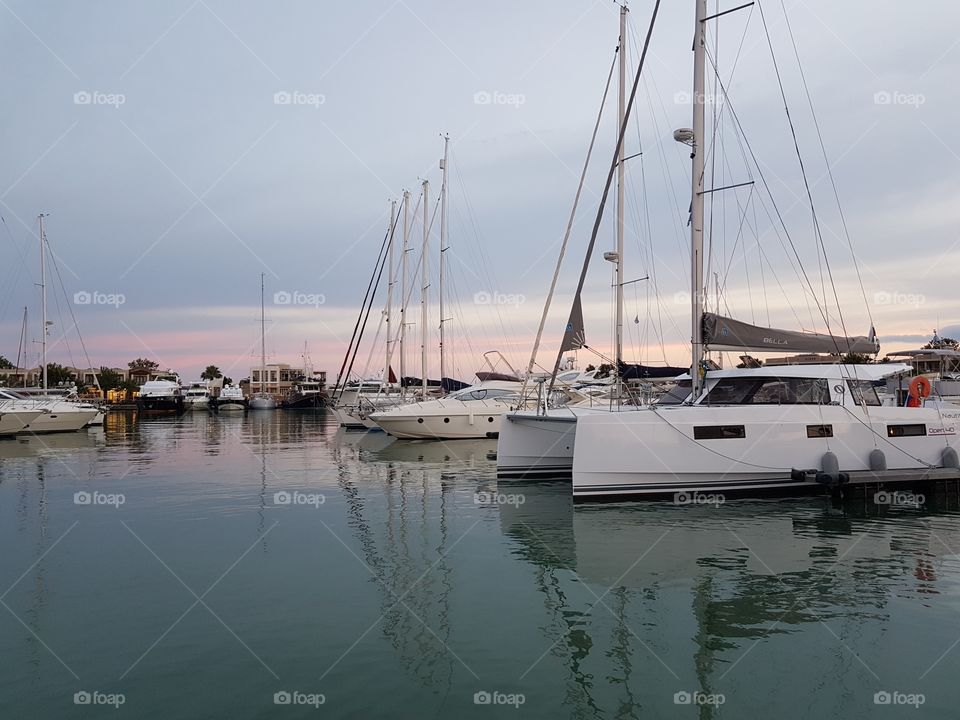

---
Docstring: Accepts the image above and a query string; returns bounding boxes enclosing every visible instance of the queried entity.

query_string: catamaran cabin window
[656,380,692,405]
[846,379,881,407]
[703,377,830,405]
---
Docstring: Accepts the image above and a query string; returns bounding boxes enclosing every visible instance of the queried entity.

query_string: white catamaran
[570,0,960,499]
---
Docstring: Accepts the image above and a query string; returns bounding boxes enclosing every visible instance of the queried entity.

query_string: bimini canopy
[702,313,879,355]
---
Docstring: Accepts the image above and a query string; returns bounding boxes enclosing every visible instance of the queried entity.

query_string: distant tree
[223,376,234,386]
[45,363,75,386]
[201,365,222,380]
[842,353,874,364]
[585,364,596,372]
[97,367,123,398]
[0,355,13,369]
[118,379,140,400]
[128,358,160,373]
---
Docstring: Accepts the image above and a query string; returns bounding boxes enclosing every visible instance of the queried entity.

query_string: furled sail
[617,360,687,380]
[702,313,879,355]
[559,296,586,352]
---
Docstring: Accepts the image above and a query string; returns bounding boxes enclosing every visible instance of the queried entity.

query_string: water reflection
[3,412,960,718]
[499,482,960,715]
[329,436,458,693]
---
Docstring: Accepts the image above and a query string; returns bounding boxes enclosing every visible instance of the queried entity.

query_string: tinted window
[703,377,830,405]
[657,380,692,405]
[847,379,881,407]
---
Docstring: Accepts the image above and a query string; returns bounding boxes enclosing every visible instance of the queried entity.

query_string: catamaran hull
[497,412,578,478]
[572,404,960,500]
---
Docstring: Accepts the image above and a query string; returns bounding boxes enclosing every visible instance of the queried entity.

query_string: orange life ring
[908,376,932,406]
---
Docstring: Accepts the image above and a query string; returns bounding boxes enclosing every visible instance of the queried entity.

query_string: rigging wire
[778,0,874,329]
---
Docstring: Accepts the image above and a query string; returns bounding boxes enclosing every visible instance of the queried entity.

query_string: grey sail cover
[702,312,879,355]
[559,296,586,352]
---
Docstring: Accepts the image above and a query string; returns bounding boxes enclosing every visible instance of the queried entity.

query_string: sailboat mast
[39,214,48,391]
[385,199,397,382]
[16,307,27,386]
[260,272,266,394]
[420,179,430,397]
[615,4,627,398]
[439,135,449,387]
[689,0,707,399]
[400,190,410,398]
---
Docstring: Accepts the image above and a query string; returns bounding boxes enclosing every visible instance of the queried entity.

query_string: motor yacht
[215,385,248,413]
[136,378,185,415]
[0,388,97,433]
[369,381,526,440]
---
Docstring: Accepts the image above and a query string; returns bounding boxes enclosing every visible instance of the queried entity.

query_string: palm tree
[201,365,222,381]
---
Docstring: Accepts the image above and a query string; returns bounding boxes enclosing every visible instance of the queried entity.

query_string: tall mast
[385,199,397,382]
[614,4,627,399]
[689,0,707,399]
[439,135,449,387]
[400,190,410,398]
[39,214,48,391]
[260,272,266,393]
[420,179,430,397]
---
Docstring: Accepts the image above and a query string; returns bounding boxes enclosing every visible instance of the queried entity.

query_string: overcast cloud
[1,1,957,381]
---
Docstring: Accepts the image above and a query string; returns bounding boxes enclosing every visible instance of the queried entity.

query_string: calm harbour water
[1,410,959,718]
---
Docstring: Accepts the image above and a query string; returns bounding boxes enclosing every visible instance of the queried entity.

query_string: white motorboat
[183,383,211,411]
[215,385,248,413]
[369,381,525,440]
[17,386,105,426]
[0,389,97,433]
[0,409,45,436]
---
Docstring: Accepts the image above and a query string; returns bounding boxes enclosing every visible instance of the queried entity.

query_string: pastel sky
[1,1,957,383]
